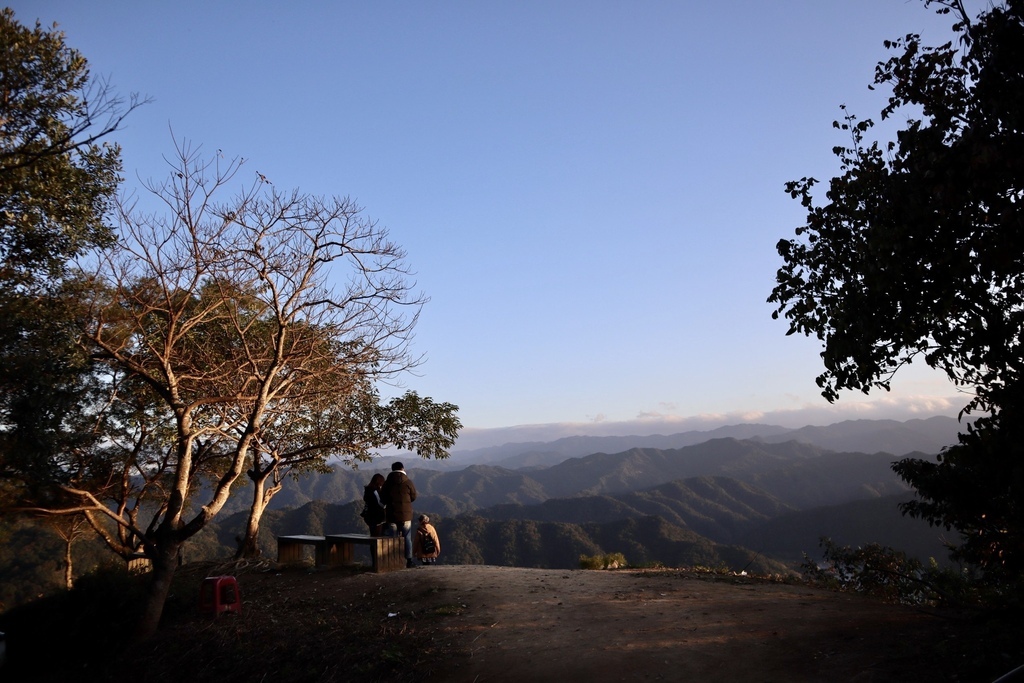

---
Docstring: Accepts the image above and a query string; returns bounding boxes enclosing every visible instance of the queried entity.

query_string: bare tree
[45,514,88,590]
[48,139,434,638]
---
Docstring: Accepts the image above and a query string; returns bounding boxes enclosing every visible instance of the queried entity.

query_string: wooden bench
[276,535,332,565]
[276,533,405,573]
[325,533,406,573]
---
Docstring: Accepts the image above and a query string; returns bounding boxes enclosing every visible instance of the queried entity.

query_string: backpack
[421,531,437,555]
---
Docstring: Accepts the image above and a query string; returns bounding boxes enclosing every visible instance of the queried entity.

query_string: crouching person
[414,514,440,566]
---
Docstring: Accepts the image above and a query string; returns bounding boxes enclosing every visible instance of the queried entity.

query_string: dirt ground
[396,564,954,683]
[56,561,1012,683]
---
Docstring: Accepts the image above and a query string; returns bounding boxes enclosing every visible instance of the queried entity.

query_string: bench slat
[325,534,375,543]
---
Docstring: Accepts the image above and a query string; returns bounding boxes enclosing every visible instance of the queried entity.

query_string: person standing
[413,514,440,565]
[381,461,418,568]
[361,473,387,536]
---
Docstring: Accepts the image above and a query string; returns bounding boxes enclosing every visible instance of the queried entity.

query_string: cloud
[452,394,967,451]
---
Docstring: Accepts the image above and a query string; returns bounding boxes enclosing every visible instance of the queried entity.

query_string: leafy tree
[769,0,1024,586]
[0,8,142,288]
[0,8,143,505]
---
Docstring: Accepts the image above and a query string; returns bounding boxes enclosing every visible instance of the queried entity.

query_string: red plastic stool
[198,575,242,615]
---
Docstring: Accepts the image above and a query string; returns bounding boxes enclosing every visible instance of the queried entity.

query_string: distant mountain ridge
[431,416,965,470]
[751,417,966,456]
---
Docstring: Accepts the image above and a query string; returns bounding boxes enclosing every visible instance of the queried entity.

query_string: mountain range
[197,416,965,573]
[432,415,966,470]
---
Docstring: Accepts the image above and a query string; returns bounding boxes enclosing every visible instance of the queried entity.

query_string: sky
[11,0,977,448]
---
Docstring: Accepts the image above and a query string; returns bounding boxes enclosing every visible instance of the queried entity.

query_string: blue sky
[11,1,974,446]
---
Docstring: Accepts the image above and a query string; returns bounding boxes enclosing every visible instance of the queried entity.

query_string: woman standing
[361,473,387,536]
[413,514,441,565]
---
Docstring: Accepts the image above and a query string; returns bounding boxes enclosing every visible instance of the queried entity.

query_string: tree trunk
[63,537,74,590]
[135,537,182,641]
[236,470,282,559]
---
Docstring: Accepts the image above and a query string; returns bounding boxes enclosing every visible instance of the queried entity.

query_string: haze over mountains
[200,416,967,573]
[432,416,965,470]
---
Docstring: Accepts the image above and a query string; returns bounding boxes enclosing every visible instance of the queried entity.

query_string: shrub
[579,552,627,570]
[801,537,976,606]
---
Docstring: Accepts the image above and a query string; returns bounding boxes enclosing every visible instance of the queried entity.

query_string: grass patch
[431,603,466,616]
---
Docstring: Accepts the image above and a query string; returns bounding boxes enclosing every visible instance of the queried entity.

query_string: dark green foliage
[0,8,138,505]
[437,513,790,574]
[894,411,1024,589]
[769,1,1024,413]
[768,0,1024,588]
[586,516,731,572]
[0,9,135,289]
[0,518,66,610]
[801,537,976,606]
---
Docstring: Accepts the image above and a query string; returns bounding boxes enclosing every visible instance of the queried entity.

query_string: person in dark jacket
[380,461,418,568]
[361,473,387,536]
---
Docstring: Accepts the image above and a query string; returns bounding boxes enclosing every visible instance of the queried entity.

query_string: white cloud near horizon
[452,394,970,451]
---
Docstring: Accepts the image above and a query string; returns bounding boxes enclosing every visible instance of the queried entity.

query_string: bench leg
[323,541,354,566]
[371,537,406,572]
[315,541,333,566]
[278,542,303,564]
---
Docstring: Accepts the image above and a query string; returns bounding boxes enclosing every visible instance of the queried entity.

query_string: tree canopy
[768,0,1023,584]
[0,8,142,289]
[0,9,143,506]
